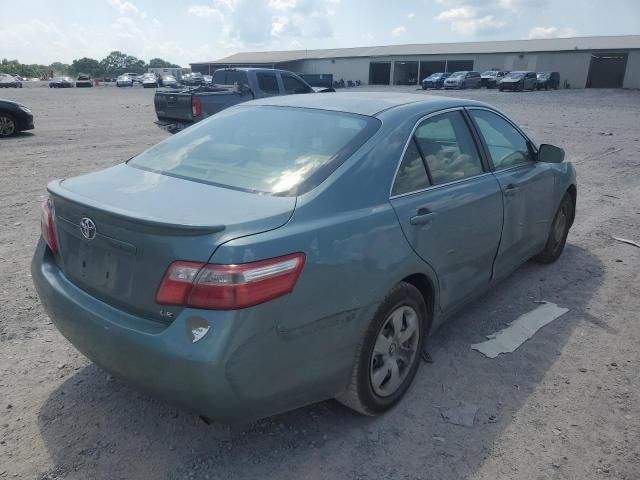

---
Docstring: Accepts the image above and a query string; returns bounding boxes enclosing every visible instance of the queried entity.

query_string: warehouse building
[192,35,640,89]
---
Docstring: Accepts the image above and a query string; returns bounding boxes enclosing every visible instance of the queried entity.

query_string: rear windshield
[128,106,380,196]
[212,70,249,86]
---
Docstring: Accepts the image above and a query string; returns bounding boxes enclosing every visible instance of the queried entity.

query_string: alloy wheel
[370,305,420,397]
[0,115,16,137]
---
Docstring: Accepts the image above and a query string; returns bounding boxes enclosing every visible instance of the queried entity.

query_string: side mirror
[538,144,565,163]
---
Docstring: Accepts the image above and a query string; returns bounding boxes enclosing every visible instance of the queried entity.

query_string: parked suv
[499,71,537,91]
[480,70,509,88]
[443,71,481,89]
[537,71,560,90]
[421,72,451,90]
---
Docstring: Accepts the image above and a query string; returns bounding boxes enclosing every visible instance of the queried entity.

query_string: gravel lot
[1,84,639,480]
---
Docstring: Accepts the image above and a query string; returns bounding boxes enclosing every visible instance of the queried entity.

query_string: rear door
[467,107,555,279]
[390,109,503,311]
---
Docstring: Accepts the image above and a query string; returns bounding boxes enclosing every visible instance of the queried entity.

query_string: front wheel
[0,113,17,137]
[337,282,426,415]
[533,193,574,264]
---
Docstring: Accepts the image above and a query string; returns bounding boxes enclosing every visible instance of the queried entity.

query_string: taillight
[191,96,201,117]
[40,199,58,254]
[156,253,305,310]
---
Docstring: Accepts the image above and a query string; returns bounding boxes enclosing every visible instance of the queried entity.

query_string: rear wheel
[0,113,17,137]
[533,193,574,264]
[337,282,426,415]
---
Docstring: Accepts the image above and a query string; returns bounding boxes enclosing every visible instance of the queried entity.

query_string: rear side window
[282,75,311,94]
[414,111,483,185]
[257,73,279,94]
[392,139,430,196]
[470,109,533,169]
[129,106,380,196]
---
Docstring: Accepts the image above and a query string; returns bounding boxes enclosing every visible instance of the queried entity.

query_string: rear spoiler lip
[47,179,226,236]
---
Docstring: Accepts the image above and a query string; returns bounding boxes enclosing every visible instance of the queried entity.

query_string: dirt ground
[1,84,639,480]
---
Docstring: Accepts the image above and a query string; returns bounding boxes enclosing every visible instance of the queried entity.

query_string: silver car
[116,75,133,87]
[443,71,482,89]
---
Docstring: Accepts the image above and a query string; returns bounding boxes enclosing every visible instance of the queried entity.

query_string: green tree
[148,58,181,68]
[99,51,146,76]
[70,57,101,77]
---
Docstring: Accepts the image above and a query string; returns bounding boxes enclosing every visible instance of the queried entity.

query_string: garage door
[586,53,628,88]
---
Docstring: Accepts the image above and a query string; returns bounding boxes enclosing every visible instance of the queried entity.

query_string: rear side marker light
[40,199,59,254]
[156,253,305,310]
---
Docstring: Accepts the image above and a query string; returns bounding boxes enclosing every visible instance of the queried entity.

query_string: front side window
[129,106,380,195]
[470,109,533,169]
[414,111,483,185]
[282,75,311,94]
[256,73,279,94]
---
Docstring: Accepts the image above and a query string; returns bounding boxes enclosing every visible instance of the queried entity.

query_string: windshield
[427,73,442,79]
[482,71,497,76]
[507,72,525,79]
[212,70,249,85]
[537,73,549,79]
[164,75,176,81]
[450,72,465,78]
[128,106,380,195]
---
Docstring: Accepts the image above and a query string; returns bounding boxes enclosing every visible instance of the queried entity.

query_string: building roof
[193,35,640,66]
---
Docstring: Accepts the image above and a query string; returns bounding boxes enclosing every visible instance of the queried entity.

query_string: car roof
[247,92,490,117]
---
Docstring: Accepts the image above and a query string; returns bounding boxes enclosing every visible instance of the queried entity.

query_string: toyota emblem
[80,217,97,240]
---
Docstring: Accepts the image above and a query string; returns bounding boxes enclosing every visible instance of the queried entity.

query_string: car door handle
[410,208,436,226]
[504,184,519,196]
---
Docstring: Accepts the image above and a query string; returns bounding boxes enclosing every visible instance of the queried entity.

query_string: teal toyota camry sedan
[32,93,576,421]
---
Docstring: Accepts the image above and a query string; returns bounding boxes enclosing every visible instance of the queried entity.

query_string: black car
[480,70,509,88]
[0,98,34,137]
[537,71,560,90]
[49,77,73,88]
[421,72,451,89]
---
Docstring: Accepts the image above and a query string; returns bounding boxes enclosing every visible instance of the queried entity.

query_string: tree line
[1,52,181,79]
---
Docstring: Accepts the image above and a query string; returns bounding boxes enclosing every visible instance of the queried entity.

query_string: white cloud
[528,26,577,39]
[187,5,224,19]
[108,0,139,16]
[435,6,476,21]
[450,15,505,35]
[391,25,406,37]
[407,12,415,20]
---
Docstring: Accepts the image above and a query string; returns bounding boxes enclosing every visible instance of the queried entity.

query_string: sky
[2,0,639,67]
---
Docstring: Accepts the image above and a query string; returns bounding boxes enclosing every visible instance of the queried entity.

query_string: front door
[390,109,503,311]
[467,108,555,279]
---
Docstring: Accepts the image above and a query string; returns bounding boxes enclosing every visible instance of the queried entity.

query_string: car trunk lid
[48,163,296,322]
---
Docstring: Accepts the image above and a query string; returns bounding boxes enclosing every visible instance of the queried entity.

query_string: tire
[0,112,17,137]
[460,82,466,89]
[337,282,426,416]
[422,85,427,90]
[533,193,574,264]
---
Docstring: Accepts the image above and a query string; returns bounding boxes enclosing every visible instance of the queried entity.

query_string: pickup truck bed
[154,68,319,133]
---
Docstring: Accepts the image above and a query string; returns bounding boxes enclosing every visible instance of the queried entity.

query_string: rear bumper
[31,240,356,421]
[154,119,191,133]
